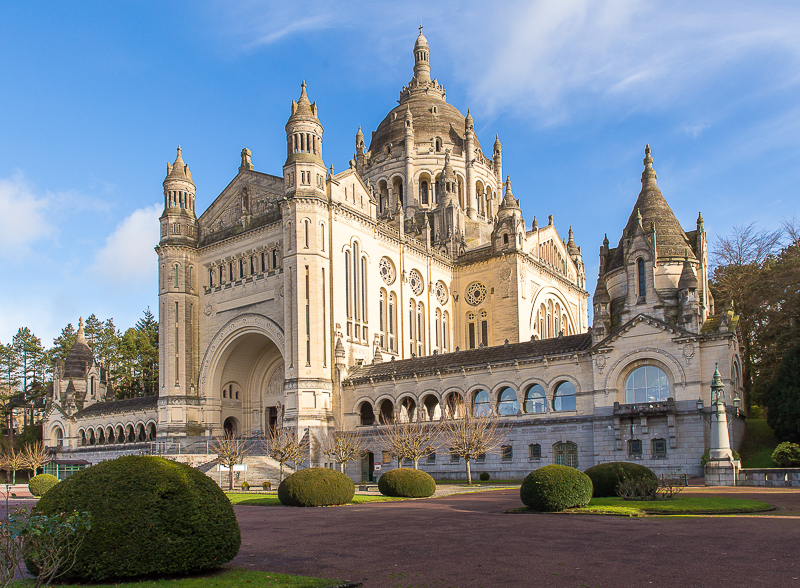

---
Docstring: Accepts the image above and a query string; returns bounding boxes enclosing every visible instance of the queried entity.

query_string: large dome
[367,29,482,158]
[368,96,481,157]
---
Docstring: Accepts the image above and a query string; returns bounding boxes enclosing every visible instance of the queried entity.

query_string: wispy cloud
[92,204,161,284]
[0,172,55,256]
[679,120,711,138]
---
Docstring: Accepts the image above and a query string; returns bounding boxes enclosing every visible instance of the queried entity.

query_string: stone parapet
[739,468,800,487]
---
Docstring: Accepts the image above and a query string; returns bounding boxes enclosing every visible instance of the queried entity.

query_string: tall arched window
[360,256,367,326]
[497,388,519,416]
[388,292,397,352]
[442,311,449,352]
[480,310,488,346]
[379,289,387,349]
[625,365,669,403]
[638,258,646,297]
[420,180,429,205]
[303,220,310,248]
[417,302,425,356]
[345,250,351,319]
[467,312,476,349]
[554,381,577,411]
[524,384,547,414]
[435,308,441,350]
[473,390,491,416]
[360,402,376,426]
[320,222,326,251]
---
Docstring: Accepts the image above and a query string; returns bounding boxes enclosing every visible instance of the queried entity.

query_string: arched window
[442,311,449,352]
[435,308,441,350]
[554,441,578,468]
[361,256,368,325]
[445,392,463,419]
[473,390,491,416]
[467,312,476,349]
[554,381,577,411]
[497,388,519,416]
[389,292,397,351]
[637,258,646,297]
[148,423,157,440]
[417,302,425,355]
[345,250,352,319]
[625,365,669,403]
[480,310,488,346]
[303,219,310,248]
[379,399,394,424]
[79,430,86,446]
[320,222,326,251]
[360,402,376,426]
[524,384,547,414]
[420,180,429,205]
[379,289,387,349]
[52,427,64,448]
[422,395,440,421]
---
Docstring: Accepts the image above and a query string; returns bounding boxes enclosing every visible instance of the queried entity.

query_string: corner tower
[157,146,201,439]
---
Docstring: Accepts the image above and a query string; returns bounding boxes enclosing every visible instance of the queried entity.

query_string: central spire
[413,25,431,82]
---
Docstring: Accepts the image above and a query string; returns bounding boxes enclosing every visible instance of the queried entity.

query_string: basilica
[42,29,744,479]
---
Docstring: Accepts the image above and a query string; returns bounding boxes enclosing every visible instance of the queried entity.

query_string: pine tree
[84,314,104,352]
[51,323,77,363]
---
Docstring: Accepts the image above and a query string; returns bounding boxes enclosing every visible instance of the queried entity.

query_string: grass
[12,568,337,588]
[226,492,405,506]
[509,496,774,516]
[739,418,780,468]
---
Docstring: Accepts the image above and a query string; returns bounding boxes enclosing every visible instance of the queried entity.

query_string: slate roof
[64,339,94,378]
[72,396,157,418]
[345,333,592,383]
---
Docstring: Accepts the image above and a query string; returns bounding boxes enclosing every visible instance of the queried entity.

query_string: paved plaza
[232,487,800,588]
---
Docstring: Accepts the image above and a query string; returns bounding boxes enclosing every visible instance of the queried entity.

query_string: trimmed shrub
[378,468,436,498]
[772,442,800,467]
[30,455,240,582]
[584,462,658,498]
[479,472,490,482]
[278,468,354,507]
[28,474,59,497]
[520,465,593,512]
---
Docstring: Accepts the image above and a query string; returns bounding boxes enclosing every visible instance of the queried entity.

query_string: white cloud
[0,172,54,256]
[679,119,711,138]
[92,204,161,284]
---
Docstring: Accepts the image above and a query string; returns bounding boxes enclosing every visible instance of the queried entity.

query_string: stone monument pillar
[704,365,740,486]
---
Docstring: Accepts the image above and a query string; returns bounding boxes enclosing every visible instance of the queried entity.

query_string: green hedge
[584,462,658,497]
[772,442,800,467]
[30,455,240,582]
[28,473,59,497]
[520,465,593,512]
[278,468,355,507]
[378,468,436,497]
[479,472,490,481]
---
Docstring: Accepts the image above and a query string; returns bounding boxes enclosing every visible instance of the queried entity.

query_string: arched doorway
[223,417,238,437]
[204,321,285,438]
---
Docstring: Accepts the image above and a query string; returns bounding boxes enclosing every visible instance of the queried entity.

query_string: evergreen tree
[765,343,800,443]
[51,323,77,363]
[84,314,104,351]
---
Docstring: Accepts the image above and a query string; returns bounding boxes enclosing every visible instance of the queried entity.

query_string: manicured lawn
[226,492,404,506]
[13,568,336,588]
[739,418,780,468]
[510,496,774,516]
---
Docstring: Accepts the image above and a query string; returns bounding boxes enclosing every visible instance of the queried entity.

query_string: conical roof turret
[499,176,520,211]
[165,146,194,184]
[567,226,580,255]
[64,317,95,378]
[287,81,320,124]
[607,145,695,270]
[678,255,699,289]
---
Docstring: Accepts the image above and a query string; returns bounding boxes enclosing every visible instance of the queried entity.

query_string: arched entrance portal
[204,322,285,438]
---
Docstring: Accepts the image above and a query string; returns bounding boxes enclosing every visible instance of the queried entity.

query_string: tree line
[1,309,159,441]
[711,218,800,442]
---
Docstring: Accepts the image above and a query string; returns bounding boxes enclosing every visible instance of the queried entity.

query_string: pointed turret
[160,146,198,245]
[499,176,519,211]
[567,226,580,256]
[493,134,503,187]
[285,81,324,166]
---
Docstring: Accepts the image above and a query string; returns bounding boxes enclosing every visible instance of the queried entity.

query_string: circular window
[409,269,423,295]
[379,257,395,285]
[435,280,449,305]
[465,282,487,306]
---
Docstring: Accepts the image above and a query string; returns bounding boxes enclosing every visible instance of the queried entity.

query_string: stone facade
[42,29,745,481]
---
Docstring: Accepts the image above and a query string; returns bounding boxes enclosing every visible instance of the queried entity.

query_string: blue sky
[1,1,798,347]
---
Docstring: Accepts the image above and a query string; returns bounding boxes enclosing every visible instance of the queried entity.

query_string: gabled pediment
[592,313,697,350]
[198,170,283,233]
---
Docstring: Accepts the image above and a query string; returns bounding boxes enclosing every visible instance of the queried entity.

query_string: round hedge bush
[28,473,59,497]
[584,462,658,497]
[30,455,240,582]
[378,468,436,497]
[479,472,490,482]
[520,465,593,512]
[278,467,355,506]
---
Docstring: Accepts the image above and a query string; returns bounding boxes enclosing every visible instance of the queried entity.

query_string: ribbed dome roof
[608,146,695,271]
[368,96,479,157]
[64,318,95,378]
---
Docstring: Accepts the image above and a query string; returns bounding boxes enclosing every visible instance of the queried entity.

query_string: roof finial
[76,317,86,344]
[641,144,657,186]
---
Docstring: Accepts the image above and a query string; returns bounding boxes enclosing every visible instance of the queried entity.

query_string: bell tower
[157,146,201,439]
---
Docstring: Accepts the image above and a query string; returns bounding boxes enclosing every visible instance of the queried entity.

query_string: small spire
[548,214,553,226]
[533,216,538,230]
[300,80,308,101]
[76,317,86,344]
[697,211,704,226]
[356,124,363,138]
[505,175,512,196]
[603,233,609,246]
[641,144,657,186]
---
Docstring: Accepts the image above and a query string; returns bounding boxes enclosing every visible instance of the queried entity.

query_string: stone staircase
[165,453,296,490]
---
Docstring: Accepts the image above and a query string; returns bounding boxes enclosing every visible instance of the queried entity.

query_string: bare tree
[263,427,308,483]
[711,222,782,270]
[320,429,366,473]
[21,442,52,477]
[378,412,441,469]
[0,444,26,485]
[439,401,506,484]
[209,434,249,491]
